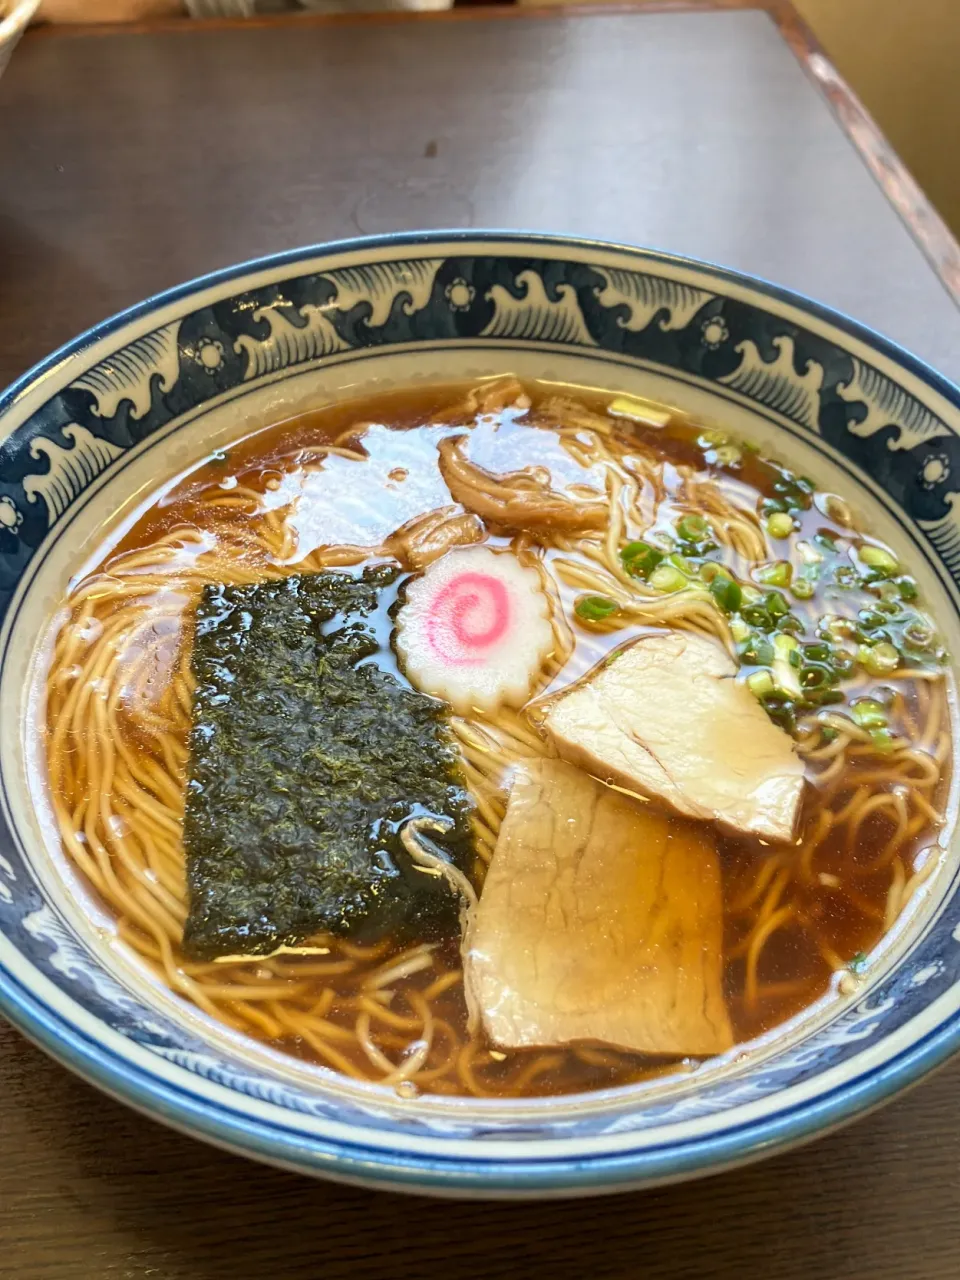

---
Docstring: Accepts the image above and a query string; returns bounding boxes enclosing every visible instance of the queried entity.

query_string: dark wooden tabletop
[2,5,960,1277]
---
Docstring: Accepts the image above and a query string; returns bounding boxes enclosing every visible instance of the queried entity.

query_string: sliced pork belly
[541,631,803,842]
[464,759,733,1057]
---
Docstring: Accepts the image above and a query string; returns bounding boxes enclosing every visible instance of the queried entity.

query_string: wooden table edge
[20,0,960,317]
[767,0,960,310]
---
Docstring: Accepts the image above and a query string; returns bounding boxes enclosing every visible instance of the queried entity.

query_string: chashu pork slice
[541,631,803,842]
[464,759,732,1056]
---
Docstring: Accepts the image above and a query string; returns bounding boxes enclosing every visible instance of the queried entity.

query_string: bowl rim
[3,229,960,1195]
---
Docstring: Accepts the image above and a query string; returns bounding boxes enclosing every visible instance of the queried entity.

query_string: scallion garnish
[620,540,664,579]
[575,595,619,623]
[852,699,888,729]
[859,544,899,576]
[709,574,742,613]
[649,564,688,594]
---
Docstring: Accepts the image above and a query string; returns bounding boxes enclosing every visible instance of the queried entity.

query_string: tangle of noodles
[41,379,954,1098]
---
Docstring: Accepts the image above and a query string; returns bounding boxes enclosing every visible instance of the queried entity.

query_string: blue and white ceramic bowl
[3,233,960,1197]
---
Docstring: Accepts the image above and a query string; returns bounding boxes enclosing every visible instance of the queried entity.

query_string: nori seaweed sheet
[182,564,475,959]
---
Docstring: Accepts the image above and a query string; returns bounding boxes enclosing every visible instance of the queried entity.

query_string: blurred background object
[36,0,179,18]
[0,1,39,80]
[794,0,960,239]
[35,0,452,17]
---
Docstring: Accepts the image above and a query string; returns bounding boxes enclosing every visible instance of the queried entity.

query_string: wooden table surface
[3,5,960,1276]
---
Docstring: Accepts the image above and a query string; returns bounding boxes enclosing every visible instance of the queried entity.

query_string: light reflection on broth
[41,378,953,1098]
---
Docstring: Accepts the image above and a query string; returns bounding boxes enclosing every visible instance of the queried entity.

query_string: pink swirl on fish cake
[425,571,510,666]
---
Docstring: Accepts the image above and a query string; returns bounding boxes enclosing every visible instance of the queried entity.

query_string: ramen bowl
[2,233,960,1197]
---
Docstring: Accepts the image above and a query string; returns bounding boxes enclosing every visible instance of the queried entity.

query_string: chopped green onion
[741,603,770,628]
[858,608,887,632]
[821,614,855,641]
[765,590,790,618]
[792,578,816,600]
[709,575,742,613]
[804,642,831,663]
[676,513,710,542]
[812,689,845,707]
[869,728,896,753]
[814,533,839,553]
[860,544,899,575]
[897,576,919,602]
[852,699,888,729]
[760,692,797,733]
[701,563,737,590]
[747,670,775,698]
[777,613,804,636]
[668,552,694,574]
[833,565,857,588]
[773,633,802,697]
[757,561,793,589]
[858,641,900,676]
[849,951,867,974]
[740,584,763,605]
[730,617,751,644]
[698,428,729,448]
[713,444,742,466]
[832,648,856,679]
[740,634,775,666]
[766,512,794,539]
[801,666,829,690]
[620,540,663,578]
[575,595,619,623]
[821,726,838,743]
[649,564,689,594]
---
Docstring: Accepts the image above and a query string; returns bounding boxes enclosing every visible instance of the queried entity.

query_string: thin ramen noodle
[41,378,953,1098]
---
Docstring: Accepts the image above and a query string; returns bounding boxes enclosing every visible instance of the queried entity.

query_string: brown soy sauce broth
[47,378,953,1099]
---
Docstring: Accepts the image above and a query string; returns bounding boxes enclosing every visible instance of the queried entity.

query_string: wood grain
[3,9,960,1276]
[4,1017,960,1279]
